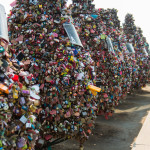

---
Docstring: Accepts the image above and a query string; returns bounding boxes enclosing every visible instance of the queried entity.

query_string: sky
[0,0,150,43]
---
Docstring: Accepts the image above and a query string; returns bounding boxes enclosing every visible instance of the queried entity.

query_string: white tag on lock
[30,91,40,100]
[77,72,84,80]
[20,115,27,124]
[30,85,40,100]
[26,123,32,128]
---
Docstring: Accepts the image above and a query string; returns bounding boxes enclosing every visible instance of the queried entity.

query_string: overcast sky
[0,0,150,43]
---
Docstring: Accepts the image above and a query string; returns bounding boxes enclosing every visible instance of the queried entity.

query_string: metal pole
[0,4,9,44]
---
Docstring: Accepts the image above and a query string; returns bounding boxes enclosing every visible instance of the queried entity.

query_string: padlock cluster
[0,0,149,149]
[123,14,150,89]
[71,1,150,119]
[3,0,97,149]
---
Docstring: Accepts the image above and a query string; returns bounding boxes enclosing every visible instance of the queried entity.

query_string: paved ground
[132,109,150,149]
[52,85,150,150]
